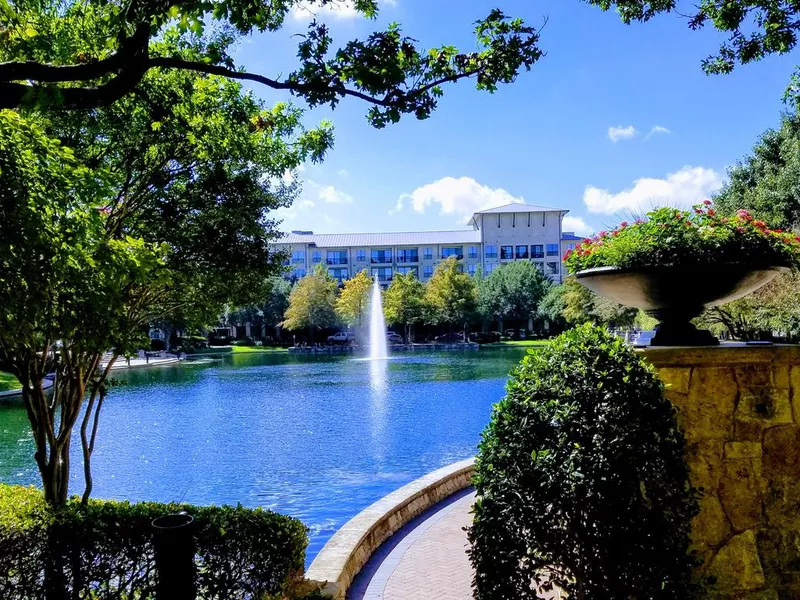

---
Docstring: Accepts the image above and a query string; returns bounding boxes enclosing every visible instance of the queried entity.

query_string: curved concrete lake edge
[305,457,475,598]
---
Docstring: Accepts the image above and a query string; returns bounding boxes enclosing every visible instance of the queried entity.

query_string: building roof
[472,202,568,215]
[277,229,482,248]
[561,232,584,241]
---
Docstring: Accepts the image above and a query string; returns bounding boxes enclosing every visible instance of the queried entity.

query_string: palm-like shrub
[469,324,699,599]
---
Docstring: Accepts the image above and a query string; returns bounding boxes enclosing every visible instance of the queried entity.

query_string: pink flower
[703,200,713,206]
[737,227,746,233]
[619,221,628,228]
[563,249,573,260]
[694,208,703,214]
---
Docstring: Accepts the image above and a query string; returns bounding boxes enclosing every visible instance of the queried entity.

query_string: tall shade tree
[587,1,800,74]
[423,257,477,337]
[0,110,164,505]
[562,278,637,329]
[714,82,800,230]
[478,261,551,329]
[0,1,542,116]
[282,265,339,342]
[224,276,295,340]
[383,271,425,342]
[336,270,372,329]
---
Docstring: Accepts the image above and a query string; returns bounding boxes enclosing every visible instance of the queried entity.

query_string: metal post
[151,513,196,600]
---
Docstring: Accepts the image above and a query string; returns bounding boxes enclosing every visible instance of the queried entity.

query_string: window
[311,250,321,264]
[567,243,576,251]
[371,249,392,264]
[423,265,433,278]
[468,264,476,276]
[500,246,514,260]
[485,245,498,259]
[423,247,433,260]
[356,249,366,262]
[329,268,348,283]
[442,246,463,260]
[396,266,418,277]
[291,268,306,279]
[535,262,545,273]
[485,263,496,275]
[326,250,347,265]
[371,267,393,282]
[531,245,544,259]
[547,262,559,275]
[515,245,529,259]
[397,249,419,263]
[281,257,290,267]
[292,250,305,264]
[546,244,559,257]
[468,246,478,259]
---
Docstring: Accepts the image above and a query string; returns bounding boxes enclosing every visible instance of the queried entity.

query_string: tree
[384,271,425,342]
[0,2,541,115]
[538,283,568,332]
[0,110,164,505]
[587,1,800,74]
[713,91,800,230]
[477,261,551,330]
[476,268,505,331]
[336,270,372,329]
[562,278,638,328]
[282,265,338,341]
[423,257,477,337]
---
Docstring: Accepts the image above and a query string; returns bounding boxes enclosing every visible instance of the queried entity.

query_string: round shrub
[469,324,699,600]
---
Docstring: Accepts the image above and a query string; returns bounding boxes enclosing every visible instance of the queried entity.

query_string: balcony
[441,254,464,261]
[326,258,348,265]
[396,256,419,264]
[371,258,393,264]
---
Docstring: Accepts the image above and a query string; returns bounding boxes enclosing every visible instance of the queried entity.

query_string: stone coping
[639,343,800,367]
[305,457,475,599]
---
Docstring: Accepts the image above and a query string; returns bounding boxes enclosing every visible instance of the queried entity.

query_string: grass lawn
[230,345,287,353]
[0,371,21,392]
[491,339,550,347]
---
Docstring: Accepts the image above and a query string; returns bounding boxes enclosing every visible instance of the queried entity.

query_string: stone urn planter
[576,264,787,346]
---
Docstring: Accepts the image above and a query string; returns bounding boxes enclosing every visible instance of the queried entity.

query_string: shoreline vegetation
[0,372,21,392]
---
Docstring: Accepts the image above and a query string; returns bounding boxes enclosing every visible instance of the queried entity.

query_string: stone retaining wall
[642,345,800,599]
[305,458,475,598]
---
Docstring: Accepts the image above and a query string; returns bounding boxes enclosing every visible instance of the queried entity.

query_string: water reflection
[368,358,389,464]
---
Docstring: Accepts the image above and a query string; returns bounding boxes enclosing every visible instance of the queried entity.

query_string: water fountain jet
[368,276,388,361]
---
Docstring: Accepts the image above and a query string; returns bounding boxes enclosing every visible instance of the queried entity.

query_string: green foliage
[0,0,542,119]
[0,484,308,600]
[714,95,800,230]
[698,270,800,340]
[537,282,568,329]
[564,202,800,273]
[476,261,551,323]
[383,271,425,341]
[336,270,372,327]
[423,257,477,328]
[561,278,637,328]
[586,1,800,74]
[282,265,339,335]
[469,324,699,600]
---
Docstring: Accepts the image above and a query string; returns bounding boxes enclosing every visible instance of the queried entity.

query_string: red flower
[619,221,628,228]
[736,209,750,217]
[694,208,703,214]
[611,230,620,237]
[563,249,573,260]
[707,209,716,216]
[703,200,713,206]
[754,220,767,229]
[584,238,592,244]
[737,227,746,233]
[685,221,692,227]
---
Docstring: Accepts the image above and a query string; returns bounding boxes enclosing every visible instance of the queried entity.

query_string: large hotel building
[274,203,582,285]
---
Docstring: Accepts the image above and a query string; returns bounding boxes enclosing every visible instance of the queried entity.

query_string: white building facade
[273,203,574,285]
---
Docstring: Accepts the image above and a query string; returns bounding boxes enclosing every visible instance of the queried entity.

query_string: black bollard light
[151,512,197,600]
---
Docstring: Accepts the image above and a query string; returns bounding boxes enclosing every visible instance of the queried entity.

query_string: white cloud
[394,176,523,223]
[318,184,353,204]
[645,125,671,140]
[608,125,637,142]
[274,199,315,222]
[336,169,349,179]
[562,216,593,237]
[583,166,724,215]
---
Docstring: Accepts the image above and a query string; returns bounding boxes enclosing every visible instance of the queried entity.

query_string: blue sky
[234,0,798,237]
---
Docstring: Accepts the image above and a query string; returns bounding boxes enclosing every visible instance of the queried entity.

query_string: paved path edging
[306,458,475,599]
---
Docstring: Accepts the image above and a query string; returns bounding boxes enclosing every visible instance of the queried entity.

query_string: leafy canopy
[476,261,551,323]
[586,1,800,74]
[0,0,542,123]
[423,257,477,327]
[469,324,699,599]
[383,271,425,339]
[282,265,339,332]
[336,269,372,327]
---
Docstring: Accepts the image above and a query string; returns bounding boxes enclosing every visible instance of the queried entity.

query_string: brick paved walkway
[348,489,566,600]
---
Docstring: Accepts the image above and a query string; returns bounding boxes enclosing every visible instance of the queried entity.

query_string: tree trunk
[163,322,173,353]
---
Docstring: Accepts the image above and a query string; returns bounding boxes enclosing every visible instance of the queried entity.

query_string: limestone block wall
[642,346,800,600]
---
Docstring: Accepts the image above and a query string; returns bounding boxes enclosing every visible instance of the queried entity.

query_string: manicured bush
[469,324,700,600]
[0,485,309,600]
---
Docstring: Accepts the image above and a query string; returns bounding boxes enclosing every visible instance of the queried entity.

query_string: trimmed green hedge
[469,324,700,599]
[0,485,310,599]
